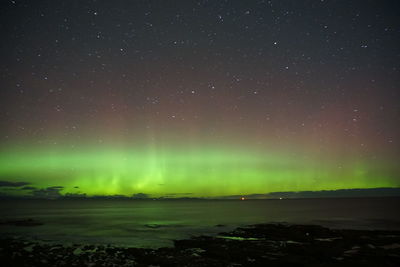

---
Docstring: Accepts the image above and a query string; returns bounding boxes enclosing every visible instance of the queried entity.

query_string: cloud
[47,186,64,190]
[132,193,150,199]
[32,186,64,199]
[21,186,37,190]
[0,181,30,187]
[64,193,87,198]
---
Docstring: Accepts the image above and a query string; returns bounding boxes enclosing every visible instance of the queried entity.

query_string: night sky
[0,0,399,198]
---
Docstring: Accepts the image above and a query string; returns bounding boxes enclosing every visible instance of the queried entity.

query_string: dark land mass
[1,187,400,200]
[1,223,400,266]
[220,188,400,199]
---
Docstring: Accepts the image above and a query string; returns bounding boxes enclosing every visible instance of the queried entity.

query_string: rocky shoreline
[1,223,400,266]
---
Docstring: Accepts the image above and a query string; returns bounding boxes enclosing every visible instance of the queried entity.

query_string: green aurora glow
[0,143,398,197]
[1,1,399,198]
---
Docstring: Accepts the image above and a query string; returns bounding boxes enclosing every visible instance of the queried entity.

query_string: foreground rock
[1,224,399,266]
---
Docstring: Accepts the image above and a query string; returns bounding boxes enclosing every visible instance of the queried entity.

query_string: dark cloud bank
[0,180,399,199]
[0,181,30,187]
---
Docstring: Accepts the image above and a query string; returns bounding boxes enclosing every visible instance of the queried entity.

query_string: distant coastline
[1,187,399,200]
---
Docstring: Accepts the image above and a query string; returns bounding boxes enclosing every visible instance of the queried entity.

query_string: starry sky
[0,0,399,198]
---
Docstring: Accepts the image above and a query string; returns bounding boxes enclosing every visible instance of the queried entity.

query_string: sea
[1,198,399,248]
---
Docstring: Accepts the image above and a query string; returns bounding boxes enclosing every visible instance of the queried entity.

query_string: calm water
[1,198,399,248]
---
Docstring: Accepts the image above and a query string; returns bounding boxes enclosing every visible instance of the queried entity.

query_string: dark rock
[1,224,400,266]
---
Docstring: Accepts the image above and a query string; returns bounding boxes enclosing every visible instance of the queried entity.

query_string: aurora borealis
[0,0,399,198]
[1,143,397,197]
